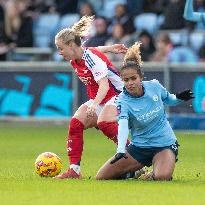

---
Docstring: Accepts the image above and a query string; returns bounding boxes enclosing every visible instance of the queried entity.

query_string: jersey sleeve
[117,118,129,153]
[152,79,182,106]
[116,95,129,121]
[83,49,108,82]
[115,95,129,153]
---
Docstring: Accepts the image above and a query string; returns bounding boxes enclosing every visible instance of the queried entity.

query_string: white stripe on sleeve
[117,118,129,153]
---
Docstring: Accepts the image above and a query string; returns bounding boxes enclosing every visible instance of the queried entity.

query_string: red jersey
[71,47,123,104]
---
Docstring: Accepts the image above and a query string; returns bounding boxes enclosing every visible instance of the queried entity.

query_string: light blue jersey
[117,79,182,148]
[184,0,205,23]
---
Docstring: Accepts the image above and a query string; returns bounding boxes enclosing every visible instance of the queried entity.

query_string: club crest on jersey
[153,95,158,101]
[83,69,88,74]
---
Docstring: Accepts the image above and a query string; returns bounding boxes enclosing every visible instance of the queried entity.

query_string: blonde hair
[55,15,95,45]
[123,42,143,66]
[121,42,144,77]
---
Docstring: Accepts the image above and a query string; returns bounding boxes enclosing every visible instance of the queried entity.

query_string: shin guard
[67,118,84,165]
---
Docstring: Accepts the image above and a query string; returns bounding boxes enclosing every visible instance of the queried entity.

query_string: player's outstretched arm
[176,89,194,101]
[184,0,205,22]
[97,44,128,54]
[163,89,194,105]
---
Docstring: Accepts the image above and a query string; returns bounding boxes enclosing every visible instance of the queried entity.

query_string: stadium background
[0,1,205,205]
[0,0,205,129]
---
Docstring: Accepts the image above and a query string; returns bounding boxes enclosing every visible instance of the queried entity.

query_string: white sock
[70,164,80,175]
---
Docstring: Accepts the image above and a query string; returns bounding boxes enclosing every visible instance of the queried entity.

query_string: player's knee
[96,170,112,180]
[95,168,106,180]
[153,172,172,181]
[96,173,104,180]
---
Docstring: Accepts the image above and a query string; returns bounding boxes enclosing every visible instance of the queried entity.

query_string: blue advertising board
[0,72,74,117]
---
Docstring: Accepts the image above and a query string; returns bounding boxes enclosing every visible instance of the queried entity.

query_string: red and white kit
[71,47,123,104]
[66,47,128,171]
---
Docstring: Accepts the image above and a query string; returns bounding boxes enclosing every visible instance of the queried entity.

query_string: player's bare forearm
[96,45,111,53]
[97,44,127,54]
[93,77,109,106]
[86,77,109,118]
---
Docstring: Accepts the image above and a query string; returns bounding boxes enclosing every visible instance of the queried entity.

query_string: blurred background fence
[0,61,205,130]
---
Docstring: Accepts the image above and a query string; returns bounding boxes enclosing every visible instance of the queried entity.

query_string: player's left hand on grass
[111,44,128,54]
[176,89,194,101]
[110,153,128,164]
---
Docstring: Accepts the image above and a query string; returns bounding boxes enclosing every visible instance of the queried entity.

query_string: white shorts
[84,96,117,116]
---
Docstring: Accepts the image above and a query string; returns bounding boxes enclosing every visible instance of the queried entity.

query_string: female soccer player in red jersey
[54,15,129,179]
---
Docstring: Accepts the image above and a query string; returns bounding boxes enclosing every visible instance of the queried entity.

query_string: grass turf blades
[0,124,204,205]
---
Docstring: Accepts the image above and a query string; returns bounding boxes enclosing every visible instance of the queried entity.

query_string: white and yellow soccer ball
[35,152,62,177]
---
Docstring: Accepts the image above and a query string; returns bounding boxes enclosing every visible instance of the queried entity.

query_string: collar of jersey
[123,85,145,98]
[73,58,84,66]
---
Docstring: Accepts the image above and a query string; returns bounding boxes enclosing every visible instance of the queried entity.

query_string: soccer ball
[35,152,62,177]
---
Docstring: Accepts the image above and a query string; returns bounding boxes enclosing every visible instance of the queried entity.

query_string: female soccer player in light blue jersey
[184,0,205,23]
[96,42,194,181]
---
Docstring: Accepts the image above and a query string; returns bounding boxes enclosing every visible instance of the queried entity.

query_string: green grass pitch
[0,123,205,205]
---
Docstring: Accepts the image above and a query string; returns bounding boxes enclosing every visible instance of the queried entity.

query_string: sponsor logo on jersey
[78,76,92,85]
[137,106,162,122]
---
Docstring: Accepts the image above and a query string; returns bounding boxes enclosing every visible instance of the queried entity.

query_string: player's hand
[176,89,194,101]
[110,44,128,54]
[110,153,128,164]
